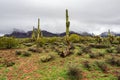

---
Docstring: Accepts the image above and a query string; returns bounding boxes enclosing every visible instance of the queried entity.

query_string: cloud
[0,0,120,35]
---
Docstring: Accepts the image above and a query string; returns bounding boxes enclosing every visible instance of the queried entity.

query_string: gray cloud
[0,0,120,35]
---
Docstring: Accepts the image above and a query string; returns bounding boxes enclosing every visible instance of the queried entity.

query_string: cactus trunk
[31,26,36,40]
[37,18,42,40]
[66,9,70,38]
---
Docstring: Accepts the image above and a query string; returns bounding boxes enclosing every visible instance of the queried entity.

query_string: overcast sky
[0,0,120,35]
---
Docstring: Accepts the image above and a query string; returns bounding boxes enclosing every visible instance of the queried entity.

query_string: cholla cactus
[31,26,36,40]
[37,18,42,40]
[66,9,70,38]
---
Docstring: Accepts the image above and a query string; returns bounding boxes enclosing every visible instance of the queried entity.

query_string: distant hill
[4,29,92,38]
[100,32,116,37]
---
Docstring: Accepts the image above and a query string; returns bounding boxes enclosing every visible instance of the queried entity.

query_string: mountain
[4,29,93,38]
[100,32,116,37]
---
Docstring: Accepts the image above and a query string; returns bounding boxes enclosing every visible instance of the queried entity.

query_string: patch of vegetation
[40,54,54,62]
[22,51,31,57]
[0,37,19,49]
[15,50,22,55]
[67,63,83,80]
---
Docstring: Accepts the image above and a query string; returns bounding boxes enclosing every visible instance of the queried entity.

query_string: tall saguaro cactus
[37,18,42,40]
[66,9,70,38]
[31,26,36,40]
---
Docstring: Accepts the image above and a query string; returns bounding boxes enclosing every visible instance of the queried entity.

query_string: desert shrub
[67,64,83,80]
[23,43,33,47]
[40,54,54,62]
[82,46,91,53]
[36,38,47,47]
[0,37,19,49]
[89,44,110,48]
[28,48,42,53]
[106,57,120,66]
[1,59,15,67]
[75,49,83,56]
[106,48,113,53]
[15,50,22,55]
[22,51,31,57]
[69,34,80,43]
[89,53,98,58]
[96,61,109,73]
[83,61,91,70]
[116,45,120,53]
[98,52,105,57]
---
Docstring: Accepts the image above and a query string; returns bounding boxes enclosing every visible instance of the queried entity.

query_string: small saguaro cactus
[37,18,42,40]
[107,29,115,44]
[31,26,36,40]
[66,9,70,38]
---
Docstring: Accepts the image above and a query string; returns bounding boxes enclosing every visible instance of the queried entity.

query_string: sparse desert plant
[69,34,80,43]
[96,61,109,73]
[116,45,120,53]
[22,51,31,57]
[82,46,91,53]
[98,52,105,57]
[28,47,42,53]
[0,37,19,49]
[67,63,83,80]
[106,57,120,66]
[83,61,91,70]
[106,48,113,53]
[40,54,54,62]
[89,53,98,58]
[15,50,22,55]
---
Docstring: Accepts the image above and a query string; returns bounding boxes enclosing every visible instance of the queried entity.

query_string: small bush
[89,44,109,48]
[106,48,113,53]
[69,34,80,43]
[15,50,22,55]
[22,51,31,57]
[0,37,19,49]
[28,48,42,53]
[96,61,109,73]
[82,47,91,53]
[40,54,54,62]
[89,53,98,58]
[98,52,105,57]
[116,45,120,53]
[83,61,91,70]
[67,64,83,80]
[106,57,120,66]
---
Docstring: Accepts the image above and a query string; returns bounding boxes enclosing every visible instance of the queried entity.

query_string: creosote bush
[40,54,54,62]
[106,57,120,66]
[67,63,83,80]
[15,50,22,55]
[0,37,19,49]
[22,51,31,57]
[96,61,109,73]
[116,45,120,53]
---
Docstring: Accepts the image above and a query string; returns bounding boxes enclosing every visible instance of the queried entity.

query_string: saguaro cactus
[37,18,42,40]
[31,26,36,40]
[66,9,70,38]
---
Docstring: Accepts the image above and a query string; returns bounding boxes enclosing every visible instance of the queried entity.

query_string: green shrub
[106,57,120,66]
[82,46,91,53]
[69,34,80,43]
[0,37,19,49]
[40,54,54,62]
[89,44,110,48]
[83,61,91,70]
[89,53,98,58]
[15,50,22,55]
[22,51,31,57]
[28,48,42,53]
[96,61,109,73]
[36,38,47,47]
[67,63,83,80]
[106,48,113,53]
[116,45,120,53]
